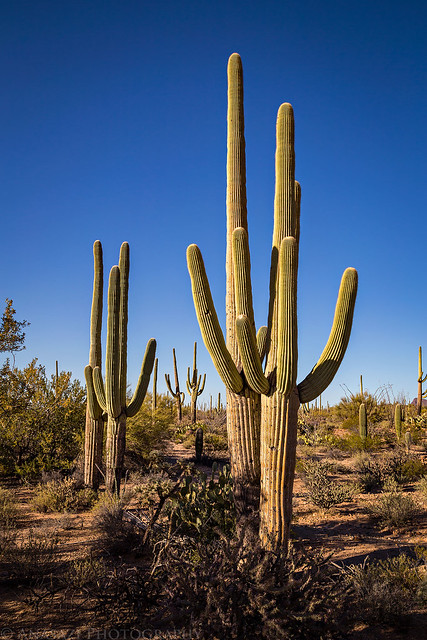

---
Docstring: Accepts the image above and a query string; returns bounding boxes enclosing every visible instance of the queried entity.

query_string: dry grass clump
[0,486,19,526]
[367,479,419,530]
[301,458,356,509]
[32,476,97,513]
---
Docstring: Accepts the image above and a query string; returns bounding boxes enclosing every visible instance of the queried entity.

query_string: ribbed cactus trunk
[84,241,104,490]
[186,342,206,425]
[395,403,402,440]
[226,56,261,528]
[417,347,427,416]
[165,349,184,422]
[105,414,126,493]
[359,403,368,439]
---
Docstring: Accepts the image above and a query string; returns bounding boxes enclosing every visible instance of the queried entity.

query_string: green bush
[32,477,97,513]
[355,449,409,492]
[126,392,174,463]
[345,553,427,623]
[0,486,18,526]
[368,485,418,530]
[301,459,355,509]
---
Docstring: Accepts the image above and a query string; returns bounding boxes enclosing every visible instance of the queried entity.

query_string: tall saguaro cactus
[85,242,156,493]
[186,342,206,424]
[187,53,358,550]
[165,348,185,422]
[84,241,104,489]
[417,346,427,416]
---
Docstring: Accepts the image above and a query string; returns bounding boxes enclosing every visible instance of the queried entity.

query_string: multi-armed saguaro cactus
[417,347,427,416]
[165,348,185,422]
[187,53,358,550]
[84,241,104,490]
[85,242,156,493]
[186,342,206,424]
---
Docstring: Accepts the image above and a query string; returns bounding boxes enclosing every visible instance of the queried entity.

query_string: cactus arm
[256,326,268,362]
[236,315,270,393]
[84,365,103,419]
[197,373,206,396]
[420,373,427,384]
[232,227,255,324]
[294,181,301,247]
[186,367,191,393]
[127,338,157,417]
[89,241,103,368]
[277,236,298,396]
[297,267,358,403]
[105,266,122,418]
[186,244,244,393]
[118,242,129,406]
[92,366,107,412]
[165,373,176,397]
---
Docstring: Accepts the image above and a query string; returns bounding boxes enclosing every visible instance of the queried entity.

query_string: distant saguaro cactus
[152,357,158,421]
[186,342,206,424]
[187,53,357,550]
[165,348,185,422]
[417,347,427,416]
[85,242,156,493]
[395,403,403,441]
[359,403,367,439]
[84,241,104,490]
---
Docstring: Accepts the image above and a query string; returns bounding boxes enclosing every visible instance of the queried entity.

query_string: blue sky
[1,0,426,406]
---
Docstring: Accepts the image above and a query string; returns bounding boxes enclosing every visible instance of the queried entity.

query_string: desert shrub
[32,477,97,513]
[168,464,235,538]
[66,556,108,589]
[149,536,346,639]
[92,492,140,554]
[368,484,418,530]
[301,459,355,509]
[401,456,427,481]
[404,415,427,444]
[333,392,385,428]
[355,449,409,492]
[203,431,229,453]
[417,475,427,500]
[345,552,427,624]
[338,433,380,452]
[126,392,174,464]
[0,528,59,580]
[0,486,18,526]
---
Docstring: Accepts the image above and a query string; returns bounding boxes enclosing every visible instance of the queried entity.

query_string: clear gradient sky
[1,0,427,406]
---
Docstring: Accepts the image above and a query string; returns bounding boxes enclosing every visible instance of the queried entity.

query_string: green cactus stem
[417,347,427,416]
[359,403,367,439]
[187,54,357,550]
[395,403,402,441]
[84,240,105,490]
[404,430,412,453]
[186,342,206,424]
[165,348,185,422]
[195,426,204,463]
[85,242,156,493]
[360,374,363,397]
[152,357,158,421]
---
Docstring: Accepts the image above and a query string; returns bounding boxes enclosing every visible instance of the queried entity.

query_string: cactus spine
[84,241,104,490]
[165,348,185,422]
[359,403,367,439]
[195,426,203,463]
[85,242,156,493]
[187,54,358,550]
[186,342,206,424]
[417,347,427,416]
[395,403,402,440]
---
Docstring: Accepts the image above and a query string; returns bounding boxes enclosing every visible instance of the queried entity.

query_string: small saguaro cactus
[404,430,412,453]
[187,53,358,550]
[84,241,104,490]
[395,403,403,441]
[165,348,185,422]
[85,242,156,493]
[360,374,364,397]
[186,342,206,424]
[417,347,427,416]
[359,403,368,439]
[195,426,204,463]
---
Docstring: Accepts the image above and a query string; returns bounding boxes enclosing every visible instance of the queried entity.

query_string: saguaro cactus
[84,241,104,490]
[186,342,206,424]
[359,403,367,439]
[165,348,185,422]
[395,403,402,440]
[187,53,358,550]
[85,242,156,493]
[152,357,158,421]
[417,347,427,416]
